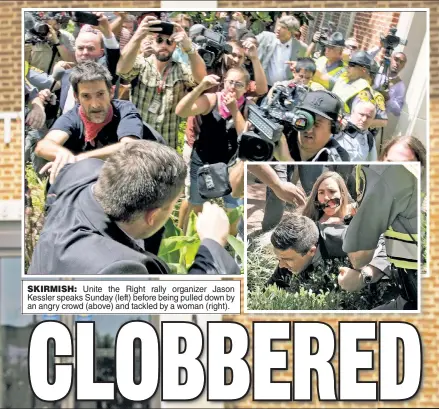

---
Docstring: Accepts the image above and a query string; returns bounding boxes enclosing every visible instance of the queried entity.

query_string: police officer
[315,32,346,83]
[340,164,418,310]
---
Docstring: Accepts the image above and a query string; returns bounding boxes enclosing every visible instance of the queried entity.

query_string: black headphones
[325,91,344,135]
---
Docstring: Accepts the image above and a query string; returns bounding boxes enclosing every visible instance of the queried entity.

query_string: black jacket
[28,159,240,275]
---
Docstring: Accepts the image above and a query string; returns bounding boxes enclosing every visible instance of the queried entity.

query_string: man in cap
[314,32,346,82]
[315,50,387,128]
[276,89,350,162]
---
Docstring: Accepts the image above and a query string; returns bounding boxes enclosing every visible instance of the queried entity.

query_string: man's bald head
[75,31,104,63]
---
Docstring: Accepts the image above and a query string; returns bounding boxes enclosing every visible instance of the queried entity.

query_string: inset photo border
[244,162,422,314]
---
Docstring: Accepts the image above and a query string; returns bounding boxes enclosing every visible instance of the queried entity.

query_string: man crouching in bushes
[266,215,389,292]
[28,140,240,275]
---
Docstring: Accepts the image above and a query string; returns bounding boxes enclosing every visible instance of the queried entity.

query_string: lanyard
[157,63,172,94]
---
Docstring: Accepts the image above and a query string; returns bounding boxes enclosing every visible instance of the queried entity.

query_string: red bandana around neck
[217,92,245,119]
[79,104,114,147]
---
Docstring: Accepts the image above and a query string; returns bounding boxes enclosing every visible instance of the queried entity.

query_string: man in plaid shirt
[117,15,207,149]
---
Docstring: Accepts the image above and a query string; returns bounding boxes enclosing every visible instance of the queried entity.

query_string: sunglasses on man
[156,36,174,46]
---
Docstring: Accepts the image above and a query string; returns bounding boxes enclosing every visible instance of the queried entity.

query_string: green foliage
[159,207,244,273]
[247,233,400,311]
[25,164,47,272]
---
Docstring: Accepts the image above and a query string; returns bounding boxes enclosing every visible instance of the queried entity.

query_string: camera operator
[334,100,378,161]
[256,15,307,88]
[275,90,350,162]
[176,68,252,233]
[117,15,207,149]
[26,12,76,74]
[314,51,388,129]
[373,51,407,117]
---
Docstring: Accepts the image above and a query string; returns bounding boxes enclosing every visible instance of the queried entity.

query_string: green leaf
[250,20,266,36]
[227,235,244,261]
[184,240,202,268]
[227,205,243,226]
[167,263,188,274]
[158,236,198,257]
[163,218,182,239]
[185,211,199,238]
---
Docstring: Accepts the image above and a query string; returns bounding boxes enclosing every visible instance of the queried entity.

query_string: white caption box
[22,280,241,315]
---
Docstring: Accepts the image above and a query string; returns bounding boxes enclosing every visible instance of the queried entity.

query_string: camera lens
[246,138,272,161]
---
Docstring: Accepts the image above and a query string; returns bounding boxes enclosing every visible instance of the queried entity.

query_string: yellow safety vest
[25,60,30,77]
[355,165,418,270]
[315,56,346,81]
[332,72,371,114]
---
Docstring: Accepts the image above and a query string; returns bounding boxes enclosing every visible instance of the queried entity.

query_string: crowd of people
[23,10,425,279]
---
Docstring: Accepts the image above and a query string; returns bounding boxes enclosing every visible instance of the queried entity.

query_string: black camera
[380,28,406,50]
[317,22,335,46]
[237,104,284,161]
[264,84,314,132]
[193,26,232,68]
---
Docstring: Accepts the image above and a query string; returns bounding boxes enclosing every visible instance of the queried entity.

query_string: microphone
[50,66,65,92]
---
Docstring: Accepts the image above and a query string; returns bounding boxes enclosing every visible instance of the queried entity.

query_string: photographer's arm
[117,16,161,75]
[48,26,75,64]
[242,40,268,95]
[273,133,294,162]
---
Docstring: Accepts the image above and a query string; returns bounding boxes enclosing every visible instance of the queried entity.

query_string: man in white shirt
[256,15,307,87]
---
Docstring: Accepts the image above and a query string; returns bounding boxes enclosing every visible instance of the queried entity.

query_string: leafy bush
[247,232,400,311]
[159,207,244,274]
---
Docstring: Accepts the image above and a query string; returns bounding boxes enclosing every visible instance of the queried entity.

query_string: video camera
[192,24,233,68]
[24,12,71,45]
[380,27,407,51]
[237,84,314,161]
[317,22,335,46]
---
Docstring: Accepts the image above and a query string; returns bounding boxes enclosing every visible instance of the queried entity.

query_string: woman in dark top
[176,66,251,233]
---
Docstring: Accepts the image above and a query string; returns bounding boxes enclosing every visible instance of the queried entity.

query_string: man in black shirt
[28,140,240,275]
[35,61,153,183]
[278,89,350,162]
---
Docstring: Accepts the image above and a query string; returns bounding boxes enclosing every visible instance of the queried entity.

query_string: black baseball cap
[349,50,373,70]
[298,90,342,121]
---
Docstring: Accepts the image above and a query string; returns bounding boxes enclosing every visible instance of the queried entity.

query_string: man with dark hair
[266,214,390,290]
[29,140,240,275]
[35,61,157,184]
[117,15,207,149]
[373,51,407,117]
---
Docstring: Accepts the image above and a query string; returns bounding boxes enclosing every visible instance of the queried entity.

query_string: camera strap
[47,44,59,75]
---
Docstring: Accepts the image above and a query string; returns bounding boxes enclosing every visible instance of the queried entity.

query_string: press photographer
[25,11,75,74]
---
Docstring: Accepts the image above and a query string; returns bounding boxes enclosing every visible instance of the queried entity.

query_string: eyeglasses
[348,62,360,68]
[225,79,245,89]
[156,36,174,46]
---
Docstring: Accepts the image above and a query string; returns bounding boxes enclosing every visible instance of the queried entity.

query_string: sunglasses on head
[156,36,174,46]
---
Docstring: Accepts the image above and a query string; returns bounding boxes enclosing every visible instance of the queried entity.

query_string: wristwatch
[184,44,196,55]
[360,266,373,285]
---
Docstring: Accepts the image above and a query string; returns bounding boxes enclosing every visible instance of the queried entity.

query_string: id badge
[148,96,161,114]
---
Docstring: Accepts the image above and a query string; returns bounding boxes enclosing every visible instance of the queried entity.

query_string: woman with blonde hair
[302,171,351,224]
